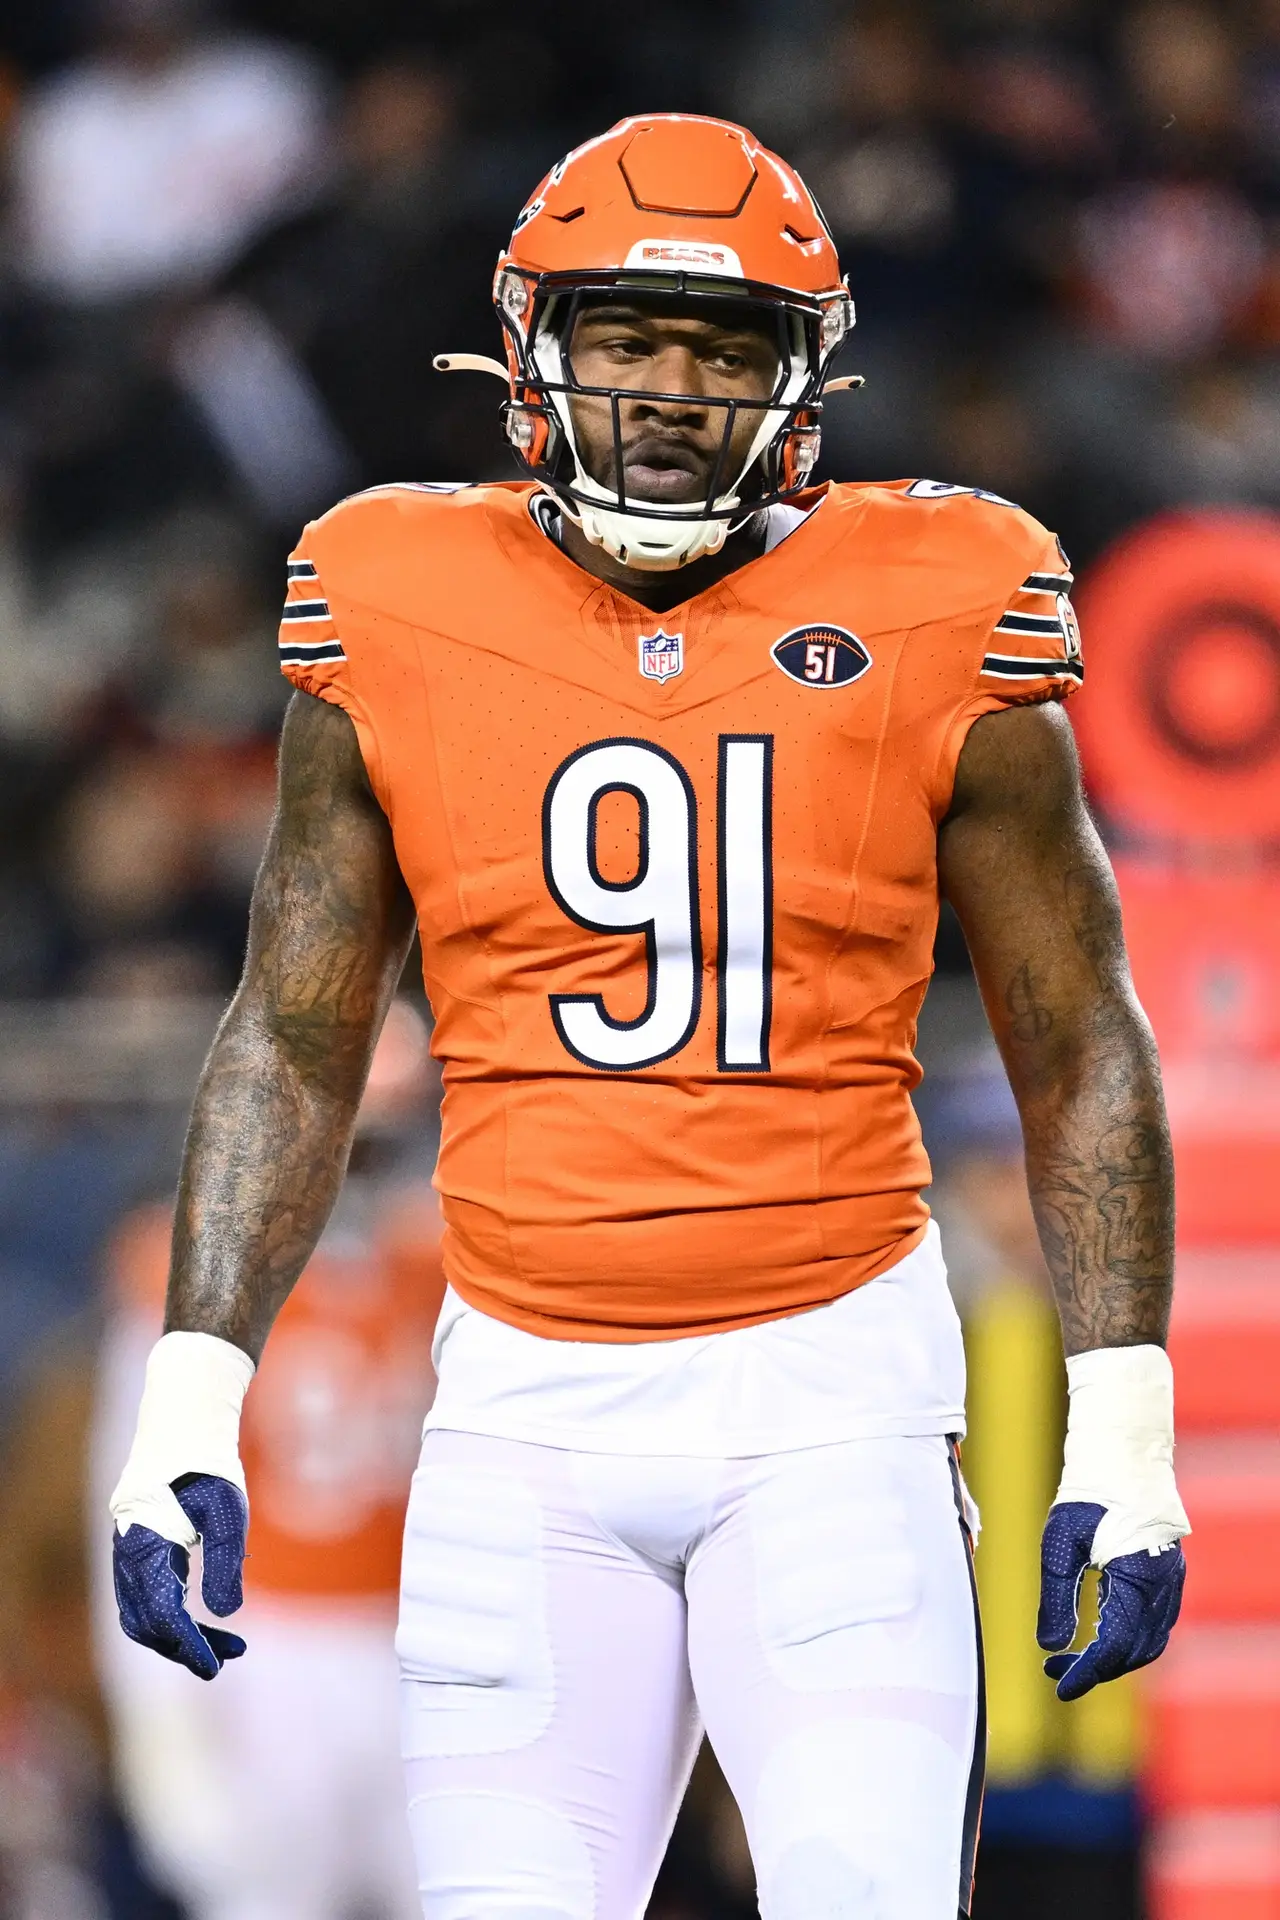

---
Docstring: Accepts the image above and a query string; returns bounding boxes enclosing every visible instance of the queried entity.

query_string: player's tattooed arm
[938,702,1173,1355]
[165,692,417,1360]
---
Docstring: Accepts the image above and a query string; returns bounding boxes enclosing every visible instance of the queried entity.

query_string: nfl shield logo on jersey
[638,629,684,681]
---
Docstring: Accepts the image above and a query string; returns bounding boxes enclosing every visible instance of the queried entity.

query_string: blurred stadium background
[0,1,1276,1916]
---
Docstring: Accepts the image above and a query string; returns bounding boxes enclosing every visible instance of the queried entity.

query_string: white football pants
[398,1429,984,1920]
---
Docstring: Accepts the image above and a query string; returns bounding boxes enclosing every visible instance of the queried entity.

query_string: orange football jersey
[108,1195,444,1596]
[278,479,1081,1341]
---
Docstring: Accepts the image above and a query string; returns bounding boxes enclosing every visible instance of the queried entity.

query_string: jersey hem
[442,1219,932,1344]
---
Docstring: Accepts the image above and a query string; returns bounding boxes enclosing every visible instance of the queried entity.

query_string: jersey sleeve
[974,529,1083,708]
[277,529,350,704]
[275,519,389,804]
[931,517,1084,814]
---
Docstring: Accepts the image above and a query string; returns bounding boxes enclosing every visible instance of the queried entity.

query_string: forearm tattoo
[165,695,415,1360]
[1006,867,1173,1354]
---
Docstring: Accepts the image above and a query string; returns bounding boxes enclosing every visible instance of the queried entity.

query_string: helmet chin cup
[562,460,740,571]
[575,500,730,571]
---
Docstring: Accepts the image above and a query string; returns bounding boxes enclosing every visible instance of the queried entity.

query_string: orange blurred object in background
[1072,511,1280,847]
[1111,864,1280,1245]
[1074,509,1280,1920]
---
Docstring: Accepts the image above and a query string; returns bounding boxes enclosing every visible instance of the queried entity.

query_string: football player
[96,1006,442,1920]
[109,116,1187,1919]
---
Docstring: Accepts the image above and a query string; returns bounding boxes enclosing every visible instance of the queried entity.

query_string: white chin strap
[573,489,730,572]
[533,304,811,573]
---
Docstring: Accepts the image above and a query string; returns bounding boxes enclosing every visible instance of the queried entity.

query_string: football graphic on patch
[771,624,872,688]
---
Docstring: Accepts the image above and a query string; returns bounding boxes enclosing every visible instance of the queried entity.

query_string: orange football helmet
[436,114,857,570]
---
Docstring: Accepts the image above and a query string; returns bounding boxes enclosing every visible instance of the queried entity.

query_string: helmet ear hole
[781,422,822,491]
[503,400,556,468]
[504,405,537,453]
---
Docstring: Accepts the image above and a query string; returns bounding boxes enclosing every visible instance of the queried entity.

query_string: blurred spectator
[53,745,243,992]
[0,1099,174,1403]
[3,0,335,558]
[948,42,1107,186]
[0,1343,104,1743]
[11,0,330,305]
[794,6,973,483]
[1068,5,1267,359]
[135,509,286,754]
[1249,0,1280,183]
[940,0,1112,338]
[1148,356,1280,507]
[168,296,357,527]
[214,51,506,490]
[1073,179,1265,359]
[10,299,235,563]
[932,365,1048,507]
[799,8,963,324]
[1117,1,1245,167]
[0,1338,122,1919]
[0,504,283,996]
[0,526,146,750]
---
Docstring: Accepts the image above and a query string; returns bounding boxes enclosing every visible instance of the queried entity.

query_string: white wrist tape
[1055,1344,1190,1566]
[109,1332,255,1547]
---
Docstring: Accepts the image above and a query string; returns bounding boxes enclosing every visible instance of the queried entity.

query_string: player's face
[565,298,781,505]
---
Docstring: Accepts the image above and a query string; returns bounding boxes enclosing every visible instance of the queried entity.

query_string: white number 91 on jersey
[542,736,772,1074]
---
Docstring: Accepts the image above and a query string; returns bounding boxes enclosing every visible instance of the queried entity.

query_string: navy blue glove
[113,1473,249,1681]
[1037,1500,1185,1701]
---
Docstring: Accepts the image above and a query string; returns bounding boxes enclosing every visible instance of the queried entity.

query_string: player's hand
[113,1473,249,1681]
[1038,1344,1189,1700]
[1036,1500,1185,1700]
[109,1331,256,1679]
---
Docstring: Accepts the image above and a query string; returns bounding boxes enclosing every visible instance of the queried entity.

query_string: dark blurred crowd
[0,0,1276,1006]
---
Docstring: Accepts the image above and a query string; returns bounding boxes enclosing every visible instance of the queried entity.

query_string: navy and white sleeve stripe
[991,610,1064,639]
[1022,571,1073,594]
[279,561,347,666]
[981,566,1082,683]
[280,599,332,623]
[279,637,346,664]
[980,652,1083,681]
